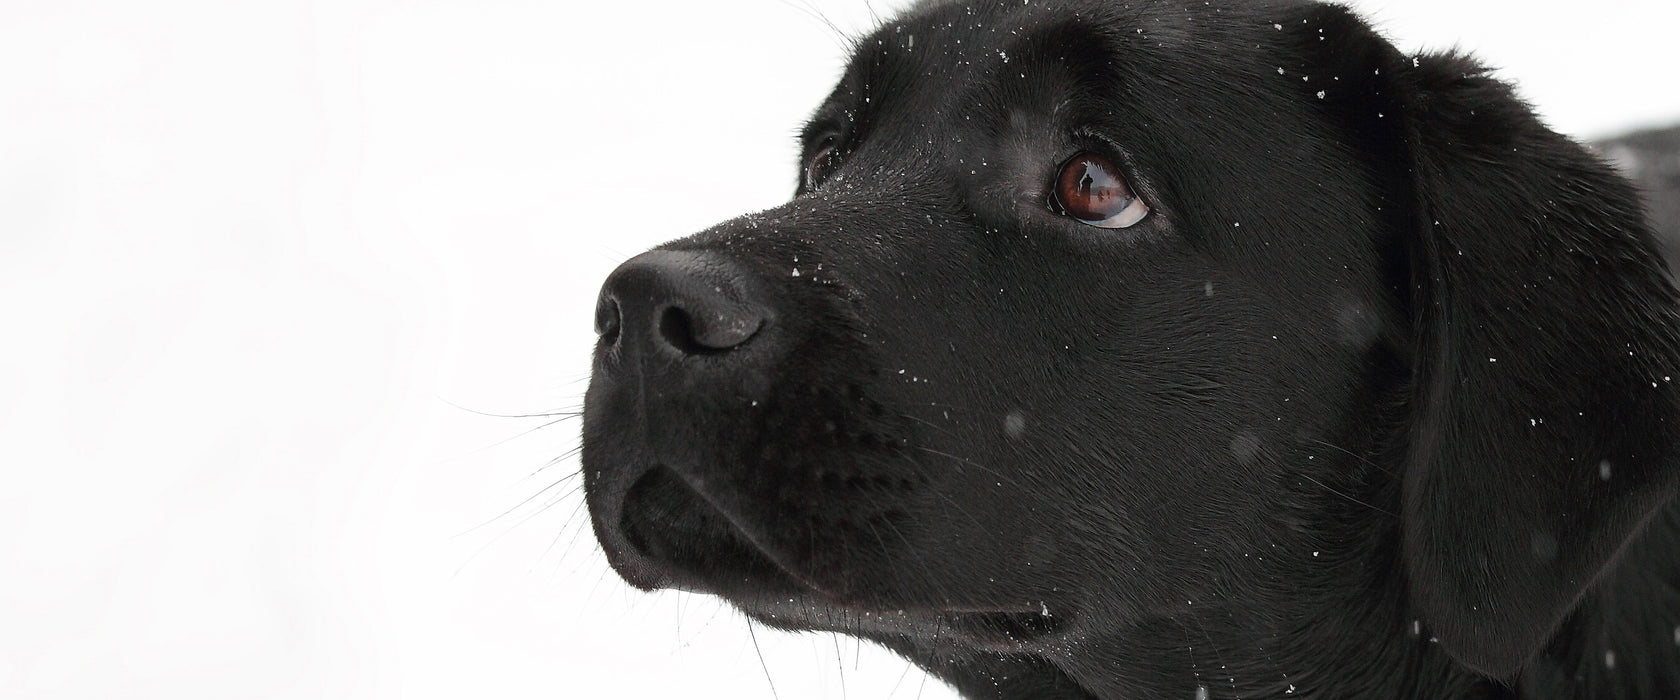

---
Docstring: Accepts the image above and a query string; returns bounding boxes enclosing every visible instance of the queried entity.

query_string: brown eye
[1051,152,1149,228]
[804,139,839,189]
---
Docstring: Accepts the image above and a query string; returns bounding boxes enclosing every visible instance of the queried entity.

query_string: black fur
[579,1,1680,697]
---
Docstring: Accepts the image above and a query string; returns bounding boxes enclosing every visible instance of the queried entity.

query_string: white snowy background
[2,0,1675,698]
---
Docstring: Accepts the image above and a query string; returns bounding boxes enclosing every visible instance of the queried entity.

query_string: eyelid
[1071,195,1150,228]
[808,131,838,154]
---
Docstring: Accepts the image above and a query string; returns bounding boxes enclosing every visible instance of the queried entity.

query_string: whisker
[474,416,576,454]
[903,400,994,418]
[532,444,583,476]
[779,0,852,51]
[911,445,1019,487]
[1297,473,1396,518]
[1304,437,1395,476]
[436,394,582,420]
[548,493,598,570]
[455,473,580,537]
[887,653,916,699]
[537,492,593,570]
[453,479,584,579]
[430,399,582,464]
[895,413,966,441]
[746,620,781,700]
[832,632,848,700]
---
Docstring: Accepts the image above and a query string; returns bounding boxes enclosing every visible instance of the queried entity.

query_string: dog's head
[581,0,1680,693]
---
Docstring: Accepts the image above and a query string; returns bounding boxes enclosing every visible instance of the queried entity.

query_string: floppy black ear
[1393,50,1680,677]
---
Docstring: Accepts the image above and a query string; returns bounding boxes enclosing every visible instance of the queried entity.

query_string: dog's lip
[934,604,1071,648]
[739,596,1073,650]
[615,463,829,595]
[614,461,1075,647]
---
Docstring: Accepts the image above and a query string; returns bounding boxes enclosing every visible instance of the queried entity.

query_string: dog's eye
[1051,152,1149,228]
[805,139,840,189]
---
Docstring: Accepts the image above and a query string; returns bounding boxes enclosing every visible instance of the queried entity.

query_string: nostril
[597,249,771,359]
[658,306,700,354]
[595,295,622,346]
[659,303,763,354]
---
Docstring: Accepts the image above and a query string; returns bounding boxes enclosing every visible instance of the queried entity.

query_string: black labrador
[580,1,1680,697]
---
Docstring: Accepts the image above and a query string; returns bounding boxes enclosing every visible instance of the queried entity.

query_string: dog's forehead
[805,0,1336,175]
[816,2,1114,129]
[836,0,1314,109]
[877,0,1312,50]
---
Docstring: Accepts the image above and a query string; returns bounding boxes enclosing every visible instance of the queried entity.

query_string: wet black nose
[595,249,769,356]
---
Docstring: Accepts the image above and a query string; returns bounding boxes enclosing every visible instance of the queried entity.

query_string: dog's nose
[596,249,768,356]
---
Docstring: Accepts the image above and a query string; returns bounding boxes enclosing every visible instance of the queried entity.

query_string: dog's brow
[803,24,929,143]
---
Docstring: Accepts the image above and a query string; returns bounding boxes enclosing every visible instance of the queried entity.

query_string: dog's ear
[1297,1,1680,677]
[1388,47,1680,677]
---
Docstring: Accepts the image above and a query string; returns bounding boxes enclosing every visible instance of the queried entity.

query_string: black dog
[580,1,1680,697]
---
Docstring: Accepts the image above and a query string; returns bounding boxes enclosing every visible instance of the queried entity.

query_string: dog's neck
[898,374,1680,699]
[1149,489,1680,699]
[1049,412,1680,700]
[1051,506,1503,699]
[1008,387,1495,699]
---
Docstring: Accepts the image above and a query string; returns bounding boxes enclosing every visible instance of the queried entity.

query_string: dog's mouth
[732,597,1074,653]
[614,464,1072,649]
[615,464,816,595]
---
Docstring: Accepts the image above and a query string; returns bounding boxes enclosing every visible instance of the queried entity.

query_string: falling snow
[1004,410,1028,439]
